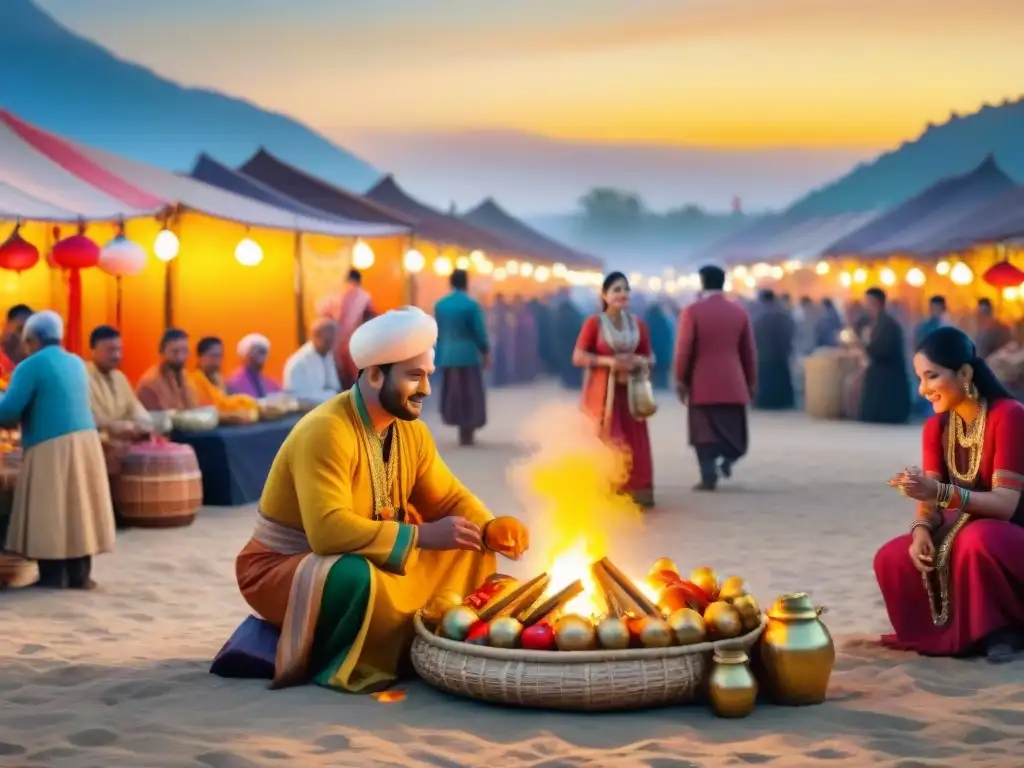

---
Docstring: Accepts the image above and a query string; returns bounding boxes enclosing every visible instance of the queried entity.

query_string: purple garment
[224,367,282,398]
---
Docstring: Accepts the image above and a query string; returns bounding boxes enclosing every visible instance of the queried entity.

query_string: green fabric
[311,556,372,689]
[385,523,415,573]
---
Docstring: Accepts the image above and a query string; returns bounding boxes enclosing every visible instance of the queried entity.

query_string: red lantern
[51,233,100,270]
[0,225,39,272]
[982,260,1024,289]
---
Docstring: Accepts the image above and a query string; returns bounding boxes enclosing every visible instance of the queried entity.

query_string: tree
[578,187,645,228]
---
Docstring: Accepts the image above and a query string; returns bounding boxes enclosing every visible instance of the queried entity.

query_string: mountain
[0,0,380,191]
[787,97,1024,217]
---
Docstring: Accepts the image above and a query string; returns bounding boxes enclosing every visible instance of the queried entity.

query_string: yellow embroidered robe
[236,390,495,692]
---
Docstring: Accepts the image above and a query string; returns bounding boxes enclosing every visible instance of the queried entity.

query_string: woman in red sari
[572,272,655,508]
[875,326,1024,663]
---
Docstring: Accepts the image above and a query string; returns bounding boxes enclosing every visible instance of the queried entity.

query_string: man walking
[673,266,756,491]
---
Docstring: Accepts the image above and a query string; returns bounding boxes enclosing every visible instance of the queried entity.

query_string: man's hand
[484,517,529,559]
[418,517,482,552]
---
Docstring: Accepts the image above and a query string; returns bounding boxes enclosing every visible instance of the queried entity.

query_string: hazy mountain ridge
[0,0,380,191]
[787,97,1024,216]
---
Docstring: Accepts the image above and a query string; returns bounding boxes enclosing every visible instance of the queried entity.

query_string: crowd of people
[0,261,1021,675]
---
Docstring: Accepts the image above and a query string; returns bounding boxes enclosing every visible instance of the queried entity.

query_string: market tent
[239,149,413,226]
[910,185,1024,254]
[822,156,1016,257]
[0,111,406,380]
[0,110,161,220]
[189,153,411,318]
[754,213,880,263]
[461,198,601,270]
[698,213,799,266]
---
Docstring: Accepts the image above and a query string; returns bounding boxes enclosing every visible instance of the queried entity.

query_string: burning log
[501,574,552,619]
[518,579,584,626]
[478,573,549,621]
[591,562,636,617]
[596,557,660,617]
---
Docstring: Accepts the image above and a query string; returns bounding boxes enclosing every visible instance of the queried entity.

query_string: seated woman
[224,334,282,399]
[875,326,1024,662]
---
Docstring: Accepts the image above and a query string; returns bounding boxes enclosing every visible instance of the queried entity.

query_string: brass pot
[759,592,835,706]
[707,649,757,718]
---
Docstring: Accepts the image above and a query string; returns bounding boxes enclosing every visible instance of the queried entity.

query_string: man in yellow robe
[86,325,152,433]
[216,306,529,693]
[188,336,257,413]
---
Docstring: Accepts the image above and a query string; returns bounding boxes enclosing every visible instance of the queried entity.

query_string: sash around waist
[252,512,312,556]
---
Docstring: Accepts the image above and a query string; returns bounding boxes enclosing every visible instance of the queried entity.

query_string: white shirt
[283,342,341,404]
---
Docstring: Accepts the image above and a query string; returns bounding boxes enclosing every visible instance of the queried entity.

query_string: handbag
[627,363,658,420]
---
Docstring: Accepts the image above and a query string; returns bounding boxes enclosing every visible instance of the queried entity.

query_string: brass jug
[707,649,757,718]
[760,592,834,705]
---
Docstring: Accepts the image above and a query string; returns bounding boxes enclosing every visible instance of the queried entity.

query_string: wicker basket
[411,613,765,711]
[114,442,203,528]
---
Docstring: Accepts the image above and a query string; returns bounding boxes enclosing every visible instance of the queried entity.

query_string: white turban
[349,306,437,369]
[238,333,270,358]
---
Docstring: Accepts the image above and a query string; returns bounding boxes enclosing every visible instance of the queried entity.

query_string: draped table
[171,415,302,507]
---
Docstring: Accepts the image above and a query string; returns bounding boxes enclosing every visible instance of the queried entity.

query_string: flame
[511,403,645,621]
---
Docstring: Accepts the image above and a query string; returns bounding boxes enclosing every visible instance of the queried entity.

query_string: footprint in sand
[195,751,261,768]
[0,742,27,756]
[311,734,351,753]
[67,728,119,747]
[99,679,174,705]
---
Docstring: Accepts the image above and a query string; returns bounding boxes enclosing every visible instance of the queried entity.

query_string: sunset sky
[33,0,1024,212]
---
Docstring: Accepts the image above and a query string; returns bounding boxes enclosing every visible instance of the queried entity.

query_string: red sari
[576,313,654,506]
[874,398,1024,655]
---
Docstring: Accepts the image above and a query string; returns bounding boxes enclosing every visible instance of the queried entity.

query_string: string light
[936,260,951,276]
[352,239,375,269]
[535,266,551,283]
[520,261,534,277]
[906,267,926,287]
[506,260,520,275]
[433,256,454,276]
[949,262,974,286]
[234,237,263,267]
[153,229,179,262]
[403,248,425,273]
[853,268,867,284]
[455,256,470,270]
[879,267,896,286]
[839,271,852,287]
[815,261,830,275]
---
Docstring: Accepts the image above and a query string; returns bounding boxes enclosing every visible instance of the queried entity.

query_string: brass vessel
[759,592,835,705]
[707,649,757,718]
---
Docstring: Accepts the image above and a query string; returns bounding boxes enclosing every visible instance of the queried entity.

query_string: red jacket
[673,293,756,406]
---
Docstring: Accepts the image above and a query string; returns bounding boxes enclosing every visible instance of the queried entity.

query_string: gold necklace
[946,400,986,484]
[352,387,400,520]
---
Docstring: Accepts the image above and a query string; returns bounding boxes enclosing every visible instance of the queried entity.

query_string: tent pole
[163,259,175,328]
[294,231,306,345]
[115,276,123,329]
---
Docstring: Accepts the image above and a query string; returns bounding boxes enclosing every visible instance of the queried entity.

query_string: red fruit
[465,621,489,645]
[521,622,556,651]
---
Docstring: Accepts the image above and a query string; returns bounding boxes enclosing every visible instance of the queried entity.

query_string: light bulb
[477,259,494,275]
[153,229,179,262]
[433,256,454,276]
[769,265,784,279]
[552,262,567,278]
[880,267,896,286]
[949,262,974,286]
[815,261,830,275]
[506,260,520,275]
[744,275,756,288]
[853,268,867,283]
[234,237,263,267]
[906,267,926,287]
[839,271,852,287]
[455,256,471,270]
[535,266,550,282]
[403,248,425,274]
[352,240,375,270]
[1003,287,1019,301]
[469,249,486,263]
[493,267,507,281]
[783,259,801,273]
[936,260,951,276]
[520,261,534,277]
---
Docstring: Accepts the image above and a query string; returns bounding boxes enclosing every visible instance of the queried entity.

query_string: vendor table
[171,415,302,507]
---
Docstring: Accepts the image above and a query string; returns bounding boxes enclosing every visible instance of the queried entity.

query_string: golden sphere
[638,616,674,648]
[554,614,596,651]
[596,616,630,650]
[703,601,743,639]
[651,557,679,576]
[689,566,720,601]
[421,589,463,628]
[730,593,762,631]
[657,584,692,616]
[667,608,707,645]
[718,576,748,603]
[439,605,479,641]
[487,616,523,649]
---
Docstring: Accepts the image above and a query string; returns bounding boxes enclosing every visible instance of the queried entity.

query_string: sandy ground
[1,383,1022,767]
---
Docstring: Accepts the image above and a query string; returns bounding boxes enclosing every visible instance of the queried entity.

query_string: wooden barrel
[114,442,203,528]
[804,351,862,420]
[0,450,38,588]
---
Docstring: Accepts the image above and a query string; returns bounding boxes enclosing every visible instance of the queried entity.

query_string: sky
[34,0,1024,213]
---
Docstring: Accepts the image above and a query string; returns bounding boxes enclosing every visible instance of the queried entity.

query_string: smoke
[509,401,644,579]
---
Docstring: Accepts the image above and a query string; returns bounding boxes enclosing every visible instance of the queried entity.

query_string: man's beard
[379,377,423,421]
[165,361,185,373]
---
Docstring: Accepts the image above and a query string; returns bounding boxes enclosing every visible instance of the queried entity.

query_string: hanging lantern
[99,233,147,277]
[403,248,425,273]
[51,228,100,357]
[982,260,1024,289]
[0,224,40,273]
[235,237,264,267]
[352,239,375,270]
[153,229,180,262]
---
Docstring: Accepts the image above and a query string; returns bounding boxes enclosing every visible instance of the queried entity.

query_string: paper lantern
[403,249,425,273]
[982,260,1024,289]
[99,234,147,277]
[433,256,454,276]
[0,225,39,273]
[154,229,180,262]
[352,240,375,270]
[235,237,263,267]
[51,233,100,270]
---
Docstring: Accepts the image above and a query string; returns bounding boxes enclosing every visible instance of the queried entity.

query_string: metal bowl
[148,410,175,435]
[171,406,220,432]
